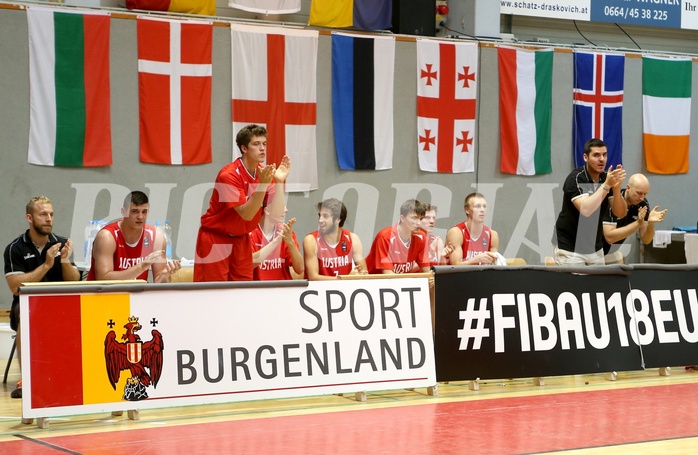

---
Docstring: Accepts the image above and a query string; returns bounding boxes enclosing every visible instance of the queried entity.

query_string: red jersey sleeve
[414,233,430,269]
[374,230,394,271]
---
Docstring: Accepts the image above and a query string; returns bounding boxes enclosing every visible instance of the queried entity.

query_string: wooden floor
[1,360,698,454]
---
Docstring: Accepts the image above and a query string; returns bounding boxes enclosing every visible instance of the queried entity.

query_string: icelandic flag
[332,33,395,170]
[572,52,625,168]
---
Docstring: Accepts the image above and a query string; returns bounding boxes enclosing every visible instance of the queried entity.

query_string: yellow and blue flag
[309,0,391,31]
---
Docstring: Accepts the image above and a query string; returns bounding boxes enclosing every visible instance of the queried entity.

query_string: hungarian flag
[27,8,112,167]
[332,33,395,171]
[572,52,624,168]
[309,0,391,31]
[643,56,691,174]
[417,39,478,173]
[138,17,212,165]
[231,24,319,192]
[498,46,553,176]
[126,0,215,15]
[229,0,300,14]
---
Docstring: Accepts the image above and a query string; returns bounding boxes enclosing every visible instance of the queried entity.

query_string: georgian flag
[417,40,478,173]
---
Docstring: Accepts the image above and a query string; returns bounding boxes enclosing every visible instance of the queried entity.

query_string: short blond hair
[26,196,52,215]
[464,193,485,209]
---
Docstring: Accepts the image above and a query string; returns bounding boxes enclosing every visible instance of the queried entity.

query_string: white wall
[1,3,698,311]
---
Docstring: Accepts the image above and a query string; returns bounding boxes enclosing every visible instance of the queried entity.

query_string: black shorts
[10,301,19,332]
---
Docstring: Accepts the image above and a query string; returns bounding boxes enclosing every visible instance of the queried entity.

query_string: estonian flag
[331,33,395,170]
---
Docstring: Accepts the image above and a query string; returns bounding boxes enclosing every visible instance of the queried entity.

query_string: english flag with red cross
[417,40,478,173]
[137,17,213,165]
[231,24,319,192]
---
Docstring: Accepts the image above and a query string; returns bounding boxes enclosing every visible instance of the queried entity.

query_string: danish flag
[137,17,213,165]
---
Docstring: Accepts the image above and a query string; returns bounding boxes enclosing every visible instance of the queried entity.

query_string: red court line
[4,382,698,455]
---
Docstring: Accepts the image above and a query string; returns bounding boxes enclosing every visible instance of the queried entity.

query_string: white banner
[22,279,435,418]
[501,0,590,20]
[501,0,688,30]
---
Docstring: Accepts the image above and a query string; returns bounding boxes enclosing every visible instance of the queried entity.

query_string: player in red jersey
[420,203,455,266]
[446,192,500,265]
[88,191,180,282]
[194,124,289,281]
[303,198,367,280]
[365,199,430,274]
[251,205,303,280]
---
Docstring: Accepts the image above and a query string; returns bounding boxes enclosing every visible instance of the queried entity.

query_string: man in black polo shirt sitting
[602,173,667,255]
[3,196,80,398]
[553,138,628,265]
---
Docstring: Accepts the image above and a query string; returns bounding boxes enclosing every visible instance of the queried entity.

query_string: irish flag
[27,8,112,167]
[643,56,692,174]
[498,46,553,176]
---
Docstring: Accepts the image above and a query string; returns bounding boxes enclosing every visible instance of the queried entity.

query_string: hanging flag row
[25,7,692,178]
[498,48,691,176]
[27,8,218,168]
[25,7,321,191]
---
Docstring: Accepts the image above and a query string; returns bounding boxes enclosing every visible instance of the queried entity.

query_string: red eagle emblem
[104,316,164,401]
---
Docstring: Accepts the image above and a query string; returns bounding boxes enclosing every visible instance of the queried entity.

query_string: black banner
[628,265,698,368]
[434,266,643,381]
